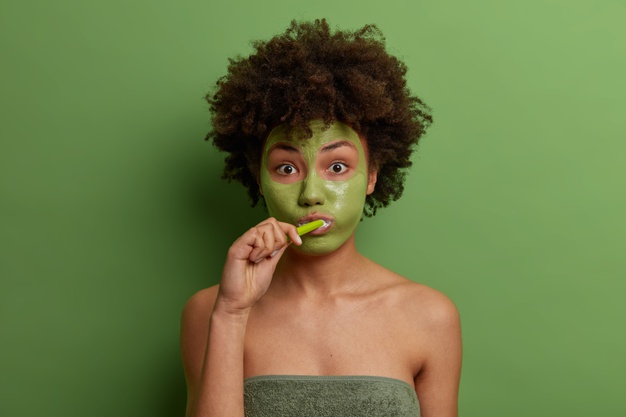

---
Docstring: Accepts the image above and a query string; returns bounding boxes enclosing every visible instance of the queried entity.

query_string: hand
[215,218,301,315]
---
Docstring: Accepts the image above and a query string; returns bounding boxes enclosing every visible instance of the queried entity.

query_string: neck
[271,235,372,297]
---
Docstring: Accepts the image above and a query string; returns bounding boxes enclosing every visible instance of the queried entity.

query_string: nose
[298,173,326,207]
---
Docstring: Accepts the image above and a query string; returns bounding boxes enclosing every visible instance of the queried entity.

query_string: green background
[1,0,624,416]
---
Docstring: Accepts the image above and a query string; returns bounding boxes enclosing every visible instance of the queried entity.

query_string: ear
[366,168,377,195]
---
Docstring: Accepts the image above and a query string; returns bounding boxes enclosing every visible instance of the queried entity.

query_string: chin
[292,237,349,256]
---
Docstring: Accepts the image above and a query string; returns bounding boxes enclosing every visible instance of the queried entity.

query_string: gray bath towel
[244,375,420,417]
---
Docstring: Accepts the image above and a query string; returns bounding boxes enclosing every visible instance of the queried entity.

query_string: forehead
[264,121,365,153]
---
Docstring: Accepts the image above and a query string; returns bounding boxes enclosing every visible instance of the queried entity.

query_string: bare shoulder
[389,278,462,415]
[370,263,460,332]
[180,286,220,375]
[182,285,220,323]
[400,280,459,329]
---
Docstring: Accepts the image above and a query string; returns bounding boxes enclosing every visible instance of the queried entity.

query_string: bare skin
[181,123,462,416]
[181,229,461,416]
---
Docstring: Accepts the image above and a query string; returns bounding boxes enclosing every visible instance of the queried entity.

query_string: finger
[249,224,277,263]
[247,231,267,263]
[229,228,261,260]
[257,219,291,259]
[261,222,287,260]
[270,221,288,248]
[257,242,290,265]
[271,241,291,258]
[253,220,294,263]
[280,223,302,246]
[259,223,277,258]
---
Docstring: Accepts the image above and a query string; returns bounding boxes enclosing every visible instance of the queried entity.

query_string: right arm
[180,218,301,417]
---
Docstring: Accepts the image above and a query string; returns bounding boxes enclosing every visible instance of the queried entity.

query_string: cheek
[263,181,299,216]
[326,174,368,213]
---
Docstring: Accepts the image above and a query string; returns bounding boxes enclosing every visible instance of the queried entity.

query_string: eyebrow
[267,140,356,154]
[319,141,357,153]
[268,143,300,153]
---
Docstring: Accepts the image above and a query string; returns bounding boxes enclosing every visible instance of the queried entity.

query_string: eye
[277,164,298,175]
[328,162,348,174]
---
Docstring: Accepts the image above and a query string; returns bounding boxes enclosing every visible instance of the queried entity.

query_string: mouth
[296,215,333,235]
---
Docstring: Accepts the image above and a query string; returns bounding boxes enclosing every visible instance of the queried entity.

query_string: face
[260,121,377,254]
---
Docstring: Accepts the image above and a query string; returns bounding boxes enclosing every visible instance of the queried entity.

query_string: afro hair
[206,19,432,216]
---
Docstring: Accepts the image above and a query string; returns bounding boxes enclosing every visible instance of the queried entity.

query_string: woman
[181,19,461,417]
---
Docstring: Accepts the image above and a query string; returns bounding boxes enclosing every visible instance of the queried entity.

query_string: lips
[296,214,334,235]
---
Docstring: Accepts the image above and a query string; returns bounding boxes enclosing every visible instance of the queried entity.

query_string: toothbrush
[296,219,325,236]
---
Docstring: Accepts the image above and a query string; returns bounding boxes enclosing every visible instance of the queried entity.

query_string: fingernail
[253,258,263,264]
[270,250,280,258]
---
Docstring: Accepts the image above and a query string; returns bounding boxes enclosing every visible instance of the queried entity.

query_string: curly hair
[206,19,432,216]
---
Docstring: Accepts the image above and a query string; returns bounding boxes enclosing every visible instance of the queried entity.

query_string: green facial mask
[260,121,371,254]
